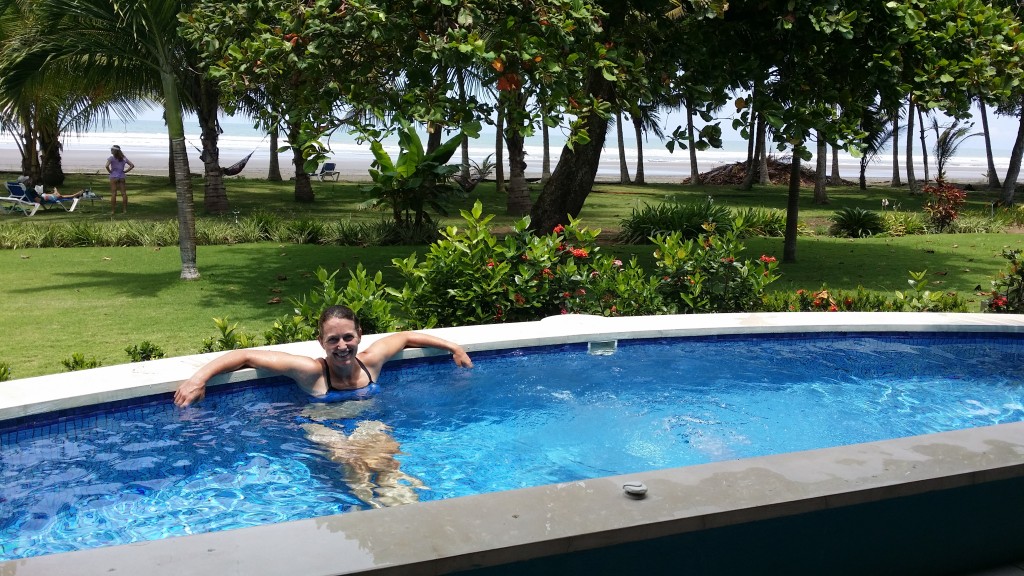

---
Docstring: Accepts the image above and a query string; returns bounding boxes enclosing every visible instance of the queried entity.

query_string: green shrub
[283,219,326,244]
[946,213,1005,234]
[61,353,102,372]
[732,207,785,238]
[987,249,1024,313]
[616,197,733,244]
[237,210,282,242]
[894,270,968,312]
[125,341,166,362]
[0,361,11,382]
[652,229,780,313]
[882,211,927,236]
[265,264,397,345]
[762,286,900,312]
[199,317,259,353]
[829,207,884,238]
[762,272,966,313]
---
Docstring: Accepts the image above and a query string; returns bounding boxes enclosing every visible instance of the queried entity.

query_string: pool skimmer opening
[588,340,618,356]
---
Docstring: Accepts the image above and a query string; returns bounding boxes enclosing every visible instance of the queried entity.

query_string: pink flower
[613,259,622,267]
[553,224,565,234]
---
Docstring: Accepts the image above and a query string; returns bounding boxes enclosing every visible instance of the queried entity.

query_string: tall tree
[16,0,199,279]
[977,100,1002,189]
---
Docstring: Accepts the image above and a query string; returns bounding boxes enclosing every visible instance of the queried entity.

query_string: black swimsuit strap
[320,357,375,391]
[355,357,375,385]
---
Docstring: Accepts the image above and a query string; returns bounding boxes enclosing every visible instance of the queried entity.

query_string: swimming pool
[3,313,1024,575]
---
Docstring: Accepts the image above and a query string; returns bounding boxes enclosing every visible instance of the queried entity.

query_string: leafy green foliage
[829,207,885,238]
[882,210,927,236]
[652,230,780,313]
[199,318,259,353]
[894,270,967,312]
[362,118,465,227]
[265,265,397,345]
[389,200,667,327]
[61,353,101,372]
[0,361,11,382]
[125,341,166,362]
[987,250,1024,313]
[616,198,733,244]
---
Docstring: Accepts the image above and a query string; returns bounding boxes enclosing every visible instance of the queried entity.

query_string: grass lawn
[2,172,1020,379]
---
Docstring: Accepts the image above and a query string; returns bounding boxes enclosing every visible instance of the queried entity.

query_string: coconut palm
[931,118,981,181]
[15,0,199,279]
[857,104,897,190]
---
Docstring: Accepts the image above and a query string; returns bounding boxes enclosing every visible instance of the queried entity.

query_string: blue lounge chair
[24,184,79,212]
[2,182,40,216]
[308,162,340,182]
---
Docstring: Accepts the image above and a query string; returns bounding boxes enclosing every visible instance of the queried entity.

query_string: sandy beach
[0,130,1011,186]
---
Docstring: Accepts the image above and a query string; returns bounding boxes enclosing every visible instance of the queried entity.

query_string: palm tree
[17,0,199,279]
[628,100,666,186]
[977,98,1002,189]
[857,104,896,190]
[932,119,981,181]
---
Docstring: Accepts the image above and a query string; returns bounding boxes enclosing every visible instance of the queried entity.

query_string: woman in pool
[173,305,473,407]
[175,305,472,508]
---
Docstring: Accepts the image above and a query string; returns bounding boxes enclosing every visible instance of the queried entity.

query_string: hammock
[222,152,254,176]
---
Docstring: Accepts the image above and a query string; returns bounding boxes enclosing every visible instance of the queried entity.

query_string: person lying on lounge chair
[36,187,88,202]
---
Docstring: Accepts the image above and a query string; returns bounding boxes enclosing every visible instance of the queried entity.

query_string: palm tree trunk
[979,100,1002,189]
[458,69,471,182]
[199,80,228,214]
[168,138,175,186]
[632,113,645,185]
[917,107,930,183]
[687,101,701,185]
[741,112,761,190]
[268,126,282,182]
[616,109,630,184]
[504,89,531,215]
[906,96,917,194]
[758,117,770,185]
[891,106,902,187]
[783,147,803,263]
[495,101,505,195]
[814,132,828,204]
[1001,115,1024,205]
[161,70,199,280]
[541,118,551,183]
[288,120,314,202]
[830,144,840,184]
[38,116,65,186]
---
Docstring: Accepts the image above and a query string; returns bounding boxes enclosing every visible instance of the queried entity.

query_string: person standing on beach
[105,145,134,214]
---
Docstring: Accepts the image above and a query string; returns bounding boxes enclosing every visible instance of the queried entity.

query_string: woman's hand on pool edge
[452,347,473,368]
[174,377,207,407]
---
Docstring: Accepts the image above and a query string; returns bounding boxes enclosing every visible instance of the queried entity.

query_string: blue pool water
[2,332,1024,561]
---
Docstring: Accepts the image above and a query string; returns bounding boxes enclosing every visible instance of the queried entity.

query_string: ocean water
[0,110,1014,182]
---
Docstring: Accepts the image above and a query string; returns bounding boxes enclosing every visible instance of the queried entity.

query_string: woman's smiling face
[319,317,361,366]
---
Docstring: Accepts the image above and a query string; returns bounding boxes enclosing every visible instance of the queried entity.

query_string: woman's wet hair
[318,305,361,340]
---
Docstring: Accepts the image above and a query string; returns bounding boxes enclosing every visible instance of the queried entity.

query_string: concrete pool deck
[3,312,1024,574]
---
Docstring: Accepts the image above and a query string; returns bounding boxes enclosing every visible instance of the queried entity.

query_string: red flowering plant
[987,249,1024,313]
[651,225,780,313]
[921,181,966,232]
